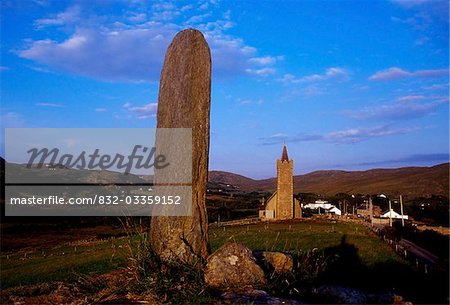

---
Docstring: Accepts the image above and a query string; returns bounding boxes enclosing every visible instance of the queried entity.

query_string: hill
[209,163,449,198]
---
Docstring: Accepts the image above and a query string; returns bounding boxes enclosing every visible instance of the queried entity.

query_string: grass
[1,238,130,289]
[1,220,400,289]
[2,219,448,304]
[209,220,401,266]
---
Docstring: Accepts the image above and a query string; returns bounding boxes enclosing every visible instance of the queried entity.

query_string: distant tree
[297,192,319,203]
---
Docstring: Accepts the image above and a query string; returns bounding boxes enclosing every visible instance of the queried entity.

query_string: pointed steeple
[281,144,289,162]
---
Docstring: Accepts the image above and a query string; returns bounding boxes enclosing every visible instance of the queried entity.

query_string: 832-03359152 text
[9,195,183,205]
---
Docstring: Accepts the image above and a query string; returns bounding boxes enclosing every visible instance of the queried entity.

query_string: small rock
[254,251,294,274]
[205,243,268,290]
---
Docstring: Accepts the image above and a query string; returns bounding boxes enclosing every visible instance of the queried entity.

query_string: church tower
[276,144,294,219]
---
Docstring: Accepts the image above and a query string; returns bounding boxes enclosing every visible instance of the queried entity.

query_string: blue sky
[1,0,449,178]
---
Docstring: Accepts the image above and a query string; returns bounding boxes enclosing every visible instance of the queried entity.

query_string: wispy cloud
[0,66,9,71]
[259,133,288,145]
[369,67,448,81]
[95,108,107,112]
[278,67,349,84]
[245,67,276,77]
[344,95,447,120]
[358,153,449,166]
[28,66,55,74]
[123,102,157,119]
[259,124,422,145]
[391,0,448,11]
[236,98,263,106]
[35,5,80,28]
[0,112,25,129]
[36,102,64,107]
[423,83,449,91]
[323,125,421,143]
[390,0,448,48]
[248,55,283,65]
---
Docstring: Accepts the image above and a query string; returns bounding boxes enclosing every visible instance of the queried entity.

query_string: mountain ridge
[208,163,449,198]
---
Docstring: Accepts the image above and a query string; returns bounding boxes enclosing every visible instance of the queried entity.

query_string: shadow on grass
[262,234,449,304]
[317,234,448,304]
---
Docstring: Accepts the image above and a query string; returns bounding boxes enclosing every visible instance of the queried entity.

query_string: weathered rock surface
[254,251,294,274]
[205,243,268,290]
[150,28,211,265]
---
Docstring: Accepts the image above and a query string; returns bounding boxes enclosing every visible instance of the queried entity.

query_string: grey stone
[205,243,268,290]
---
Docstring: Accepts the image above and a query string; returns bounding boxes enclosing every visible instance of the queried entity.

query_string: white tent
[381,209,408,220]
[328,206,342,216]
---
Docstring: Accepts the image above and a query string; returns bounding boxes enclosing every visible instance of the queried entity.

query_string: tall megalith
[150,29,211,265]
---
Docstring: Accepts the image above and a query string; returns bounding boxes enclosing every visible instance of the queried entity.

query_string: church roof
[281,144,289,162]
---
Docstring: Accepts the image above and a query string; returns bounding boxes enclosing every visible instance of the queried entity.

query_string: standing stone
[150,29,211,265]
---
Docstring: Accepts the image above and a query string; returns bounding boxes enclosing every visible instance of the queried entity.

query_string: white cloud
[35,6,80,28]
[259,133,289,145]
[278,67,350,84]
[124,102,158,119]
[343,96,447,120]
[260,124,422,145]
[180,5,193,11]
[236,98,264,106]
[423,83,449,90]
[391,0,438,8]
[248,56,283,65]
[302,67,349,82]
[95,108,107,112]
[369,67,448,81]
[28,66,55,74]
[324,125,420,143]
[19,26,174,82]
[36,102,64,107]
[245,67,276,77]
[397,95,425,102]
[18,3,278,82]
[415,36,430,45]
[0,112,25,129]
[126,12,147,23]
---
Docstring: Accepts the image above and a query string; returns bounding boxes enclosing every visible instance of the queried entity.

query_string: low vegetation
[1,219,449,304]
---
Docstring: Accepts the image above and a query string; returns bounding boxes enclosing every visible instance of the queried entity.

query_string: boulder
[254,251,294,274]
[205,243,268,290]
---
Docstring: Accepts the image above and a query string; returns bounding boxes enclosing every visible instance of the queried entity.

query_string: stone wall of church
[276,159,294,219]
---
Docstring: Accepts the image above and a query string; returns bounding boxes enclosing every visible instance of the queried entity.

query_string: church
[259,144,301,220]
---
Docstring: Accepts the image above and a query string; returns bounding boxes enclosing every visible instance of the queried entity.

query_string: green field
[209,220,401,265]
[1,220,400,289]
[0,238,130,289]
